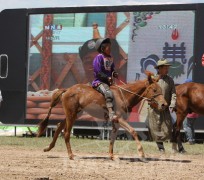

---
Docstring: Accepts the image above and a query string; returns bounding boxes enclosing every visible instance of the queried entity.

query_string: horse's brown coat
[171,82,203,152]
[38,72,167,160]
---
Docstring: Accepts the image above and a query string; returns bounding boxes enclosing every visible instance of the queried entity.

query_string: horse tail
[37,89,67,137]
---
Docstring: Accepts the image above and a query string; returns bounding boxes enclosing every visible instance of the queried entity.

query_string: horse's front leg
[117,117,145,160]
[109,122,120,160]
[44,120,65,152]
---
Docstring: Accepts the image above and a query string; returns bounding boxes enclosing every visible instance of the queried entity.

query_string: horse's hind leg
[118,117,145,158]
[176,113,187,153]
[171,110,187,153]
[64,114,76,160]
[109,122,120,160]
[171,122,178,152]
[44,120,65,152]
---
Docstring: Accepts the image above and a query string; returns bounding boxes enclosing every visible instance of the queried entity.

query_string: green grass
[0,126,38,131]
[0,136,203,155]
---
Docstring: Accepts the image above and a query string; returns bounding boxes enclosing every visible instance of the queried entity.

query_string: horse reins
[111,74,162,110]
[112,76,154,101]
[111,73,149,100]
[114,83,150,100]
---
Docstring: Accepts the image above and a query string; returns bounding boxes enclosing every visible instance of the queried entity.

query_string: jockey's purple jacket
[92,54,115,87]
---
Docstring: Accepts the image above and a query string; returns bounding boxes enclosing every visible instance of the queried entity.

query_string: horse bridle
[143,83,163,106]
[114,81,162,105]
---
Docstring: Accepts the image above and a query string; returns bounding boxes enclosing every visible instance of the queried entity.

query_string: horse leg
[117,117,145,159]
[171,122,178,152]
[176,117,186,153]
[64,114,75,160]
[44,120,65,152]
[109,122,120,160]
[175,112,187,153]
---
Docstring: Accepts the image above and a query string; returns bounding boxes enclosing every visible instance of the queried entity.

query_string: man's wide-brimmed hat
[154,58,172,69]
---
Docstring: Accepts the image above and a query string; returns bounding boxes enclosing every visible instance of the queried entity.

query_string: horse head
[144,71,167,111]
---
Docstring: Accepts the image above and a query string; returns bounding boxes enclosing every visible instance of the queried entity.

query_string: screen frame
[1,3,202,126]
[24,4,199,125]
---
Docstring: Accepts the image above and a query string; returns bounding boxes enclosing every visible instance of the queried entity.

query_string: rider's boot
[156,142,165,152]
[107,107,118,122]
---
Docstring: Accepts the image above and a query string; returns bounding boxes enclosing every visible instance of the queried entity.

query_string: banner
[127,11,195,83]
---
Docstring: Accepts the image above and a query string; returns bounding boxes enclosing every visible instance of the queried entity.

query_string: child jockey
[92,38,118,122]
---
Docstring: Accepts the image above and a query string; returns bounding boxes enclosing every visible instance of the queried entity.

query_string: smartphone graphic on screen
[0,4,204,128]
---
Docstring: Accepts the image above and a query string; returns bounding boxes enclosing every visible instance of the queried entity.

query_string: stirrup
[109,113,118,122]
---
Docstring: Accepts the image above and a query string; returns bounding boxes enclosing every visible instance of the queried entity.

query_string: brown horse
[38,72,167,160]
[171,82,203,152]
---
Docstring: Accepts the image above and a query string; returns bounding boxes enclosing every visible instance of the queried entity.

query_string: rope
[112,72,130,114]
[111,72,149,115]
[111,74,161,103]
[113,83,149,101]
[111,72,148,99]
[117,83,129,113]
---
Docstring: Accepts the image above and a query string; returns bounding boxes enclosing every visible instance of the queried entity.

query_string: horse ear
[144,70,154,77]
[145,70,154,84]
[154,75,161,82]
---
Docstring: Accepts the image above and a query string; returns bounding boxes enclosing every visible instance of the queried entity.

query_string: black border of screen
[3,3,201,125]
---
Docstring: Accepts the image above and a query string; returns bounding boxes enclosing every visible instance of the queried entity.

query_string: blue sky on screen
[0,0,204,11]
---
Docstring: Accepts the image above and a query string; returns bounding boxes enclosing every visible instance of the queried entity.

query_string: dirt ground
[0,137,203,180]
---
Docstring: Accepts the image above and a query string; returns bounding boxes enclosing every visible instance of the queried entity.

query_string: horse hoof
[139,157,148,163]
[109,154,115,161]
[109,154,119,161]
[69,154,75,160]
[43,147,50,152]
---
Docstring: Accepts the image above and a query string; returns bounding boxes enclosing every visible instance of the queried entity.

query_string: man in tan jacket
[147,59,176,152]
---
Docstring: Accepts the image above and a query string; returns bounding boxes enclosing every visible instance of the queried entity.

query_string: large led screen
[27,11,195,123]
